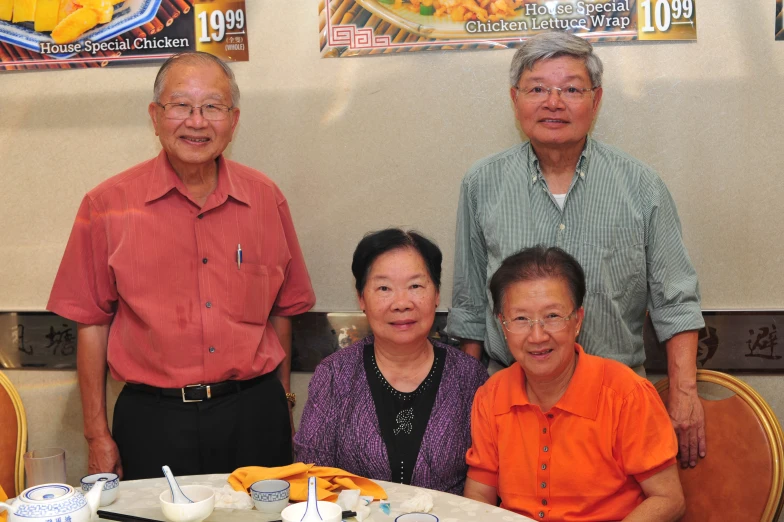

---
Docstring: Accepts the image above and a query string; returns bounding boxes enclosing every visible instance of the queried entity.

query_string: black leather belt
[125,373,272,402]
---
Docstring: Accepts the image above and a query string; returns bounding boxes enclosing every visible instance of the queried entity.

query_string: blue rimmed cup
[80,472,120,506]
[250,479,290,513]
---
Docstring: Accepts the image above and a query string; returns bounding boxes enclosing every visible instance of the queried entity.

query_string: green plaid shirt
[447,137,704,367]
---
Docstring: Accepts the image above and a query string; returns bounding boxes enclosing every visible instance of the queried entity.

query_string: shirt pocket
[578,226,645,300]
[236,262,270,324]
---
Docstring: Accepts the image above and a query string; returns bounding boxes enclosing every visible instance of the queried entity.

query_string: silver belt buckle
[182,383,211,402]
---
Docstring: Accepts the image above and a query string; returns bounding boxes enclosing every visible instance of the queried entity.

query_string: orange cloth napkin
[1,483,8,522]
[228,463,387,502]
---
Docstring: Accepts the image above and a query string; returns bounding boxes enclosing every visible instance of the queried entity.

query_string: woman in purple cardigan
[294,229,488,494]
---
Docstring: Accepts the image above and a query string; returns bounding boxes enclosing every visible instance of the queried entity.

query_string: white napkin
[336,489,372,521]
[213,484,254,509]
[399,489,434,513]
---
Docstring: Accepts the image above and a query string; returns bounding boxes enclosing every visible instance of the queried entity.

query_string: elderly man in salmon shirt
[48,51,315,480]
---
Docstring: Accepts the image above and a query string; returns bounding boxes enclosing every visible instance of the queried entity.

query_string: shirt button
[547,414,554,419]
[541,482,546,489]
[541,464,547,470]
[579,171,585,178]
[559,224,565,231]
[208,346,215,353]
[539,511,545,518]
[202,258,208,264]
[543,446,548,452]
[197,214,204,219]
[532,175,537,182]
[543,428,547,433]
[542,499,548,506]
[206,302,212,308]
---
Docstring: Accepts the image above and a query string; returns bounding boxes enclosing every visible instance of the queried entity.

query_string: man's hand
[665,330,706,468]
[288,403,296,438]
[87,434,123,478]
[459,339,484,360]
[667,384,705,468]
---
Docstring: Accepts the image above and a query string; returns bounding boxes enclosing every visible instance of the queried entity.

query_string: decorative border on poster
[322,0,697,56]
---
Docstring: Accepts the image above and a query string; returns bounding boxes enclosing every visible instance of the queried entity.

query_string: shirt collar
[493,343,602,420]
[145,151,251,206]
[526,136,592,186]
[554,343,602,420]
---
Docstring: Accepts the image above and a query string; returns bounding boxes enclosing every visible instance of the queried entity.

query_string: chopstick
[98,509,358,522]
[269,511,357,522]
[97,511,163,522]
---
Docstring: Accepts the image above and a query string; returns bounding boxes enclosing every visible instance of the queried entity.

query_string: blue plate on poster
[0,0,162,59]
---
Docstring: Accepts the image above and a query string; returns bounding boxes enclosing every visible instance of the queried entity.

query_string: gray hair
[153,51,240,107]
[509,32,603,88]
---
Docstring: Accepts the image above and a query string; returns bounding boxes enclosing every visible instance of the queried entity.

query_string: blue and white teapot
[0,479,105,522]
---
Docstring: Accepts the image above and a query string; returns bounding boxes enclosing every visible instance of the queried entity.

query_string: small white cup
[250,479,290,513]
[281,500,342,522]
[80,472,120,506]
[159,485,215,522]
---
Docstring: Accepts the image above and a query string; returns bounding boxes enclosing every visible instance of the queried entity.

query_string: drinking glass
[24,448,66,487]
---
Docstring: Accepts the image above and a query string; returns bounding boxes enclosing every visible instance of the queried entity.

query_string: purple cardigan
[294,336,488,494]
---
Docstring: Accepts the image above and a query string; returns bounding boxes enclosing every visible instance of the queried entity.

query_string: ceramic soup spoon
[300,476,323,521]
[162,465,193,504]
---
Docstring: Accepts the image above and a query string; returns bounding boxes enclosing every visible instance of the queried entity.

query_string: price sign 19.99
[194,1,249,62]
[637,0,697,40]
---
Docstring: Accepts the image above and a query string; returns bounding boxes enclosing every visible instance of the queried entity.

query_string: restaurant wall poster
[777,0,783,40]
[320,0,697,57]
[0,0,248,71]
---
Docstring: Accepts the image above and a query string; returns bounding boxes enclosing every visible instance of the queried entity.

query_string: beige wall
[1,0,784,516]
[2,1,784,311]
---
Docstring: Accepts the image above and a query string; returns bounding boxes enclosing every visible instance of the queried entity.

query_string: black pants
[113,374,292,480]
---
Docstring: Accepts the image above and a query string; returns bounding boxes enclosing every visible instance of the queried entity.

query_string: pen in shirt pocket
[237,244,242,269]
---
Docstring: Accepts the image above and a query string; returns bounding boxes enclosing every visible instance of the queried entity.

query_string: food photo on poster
[0,0,248,70]
[319,0,697,57]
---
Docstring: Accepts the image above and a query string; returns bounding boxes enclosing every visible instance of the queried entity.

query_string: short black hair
[489,246,586,315]
[352,229,442,293]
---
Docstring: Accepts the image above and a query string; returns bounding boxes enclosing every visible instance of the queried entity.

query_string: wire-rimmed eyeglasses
[513,84,599,103]
[501,309,578,334]
[156,102,234,121]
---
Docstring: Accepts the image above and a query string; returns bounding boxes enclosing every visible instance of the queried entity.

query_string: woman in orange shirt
[464,246,684,522]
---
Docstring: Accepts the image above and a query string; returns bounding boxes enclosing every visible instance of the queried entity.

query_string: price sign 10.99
[637,0,697,40]
[194,1,249,61]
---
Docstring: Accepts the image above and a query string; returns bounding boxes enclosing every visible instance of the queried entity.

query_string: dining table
[97,474,535,522]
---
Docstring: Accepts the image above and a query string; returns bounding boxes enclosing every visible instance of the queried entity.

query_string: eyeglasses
[514,85,598,103]
[157,102,234,121]
[501,309,577,334]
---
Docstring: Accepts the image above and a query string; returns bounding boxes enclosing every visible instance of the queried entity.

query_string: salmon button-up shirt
[48,151,316,388]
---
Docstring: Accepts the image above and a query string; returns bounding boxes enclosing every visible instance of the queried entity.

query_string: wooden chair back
[656,370,784,522]
[0,371,26,496]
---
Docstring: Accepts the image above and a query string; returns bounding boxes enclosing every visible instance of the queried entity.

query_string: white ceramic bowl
[159,485,215,522]
[250,479,290,513]
[80,473,120,507]
[395,514,439,522]
[280,500,342,522]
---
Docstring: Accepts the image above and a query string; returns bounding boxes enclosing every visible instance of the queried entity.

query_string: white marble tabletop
[98,474,534,522]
